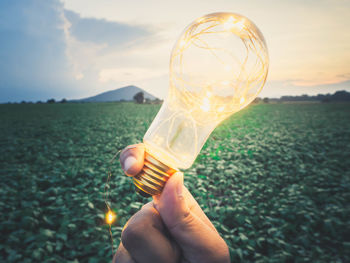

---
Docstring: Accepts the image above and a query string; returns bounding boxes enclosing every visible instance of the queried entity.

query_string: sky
[0,0,350,102]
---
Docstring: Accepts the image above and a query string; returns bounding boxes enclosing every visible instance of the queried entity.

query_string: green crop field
[1,102,349,262]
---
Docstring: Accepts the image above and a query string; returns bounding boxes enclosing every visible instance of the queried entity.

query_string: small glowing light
[221,80,230,86]
[235,20,245,31]
[206,91,212,97]
[224,65,232,72]
[240,97,245,104]
[179,39,187,48]
[106,210,116,225]
[223,16,245,32]
[218,106,225,112]
[200,98,211,112]
[223,16,236,30]
[196,17,205,23]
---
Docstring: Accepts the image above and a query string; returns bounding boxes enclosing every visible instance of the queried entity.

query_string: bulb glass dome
[143,12,269,169]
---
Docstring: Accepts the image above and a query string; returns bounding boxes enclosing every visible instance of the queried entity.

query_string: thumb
[153,172,230,263]
[153,172,190,229]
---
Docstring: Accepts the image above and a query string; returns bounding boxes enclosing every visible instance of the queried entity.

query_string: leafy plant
[0,102,349,262]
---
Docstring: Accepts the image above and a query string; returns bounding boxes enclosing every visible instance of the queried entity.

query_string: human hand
[113,144,230,263]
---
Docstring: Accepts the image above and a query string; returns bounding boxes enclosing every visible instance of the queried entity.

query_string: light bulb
[133,12,269,197]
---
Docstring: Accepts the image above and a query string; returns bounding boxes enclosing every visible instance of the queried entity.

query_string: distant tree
[279,91,350,102]
[332,90,350,101]
[133,92,144,104]
[36,101,42,104]
[21,100,26,104]
[301,94,309,101]
[47,98,55,104]
[153,98,163,104]
[263,97,269,103]
[145,98,152,104]
[253,97,261,104]
[60,98,67,103]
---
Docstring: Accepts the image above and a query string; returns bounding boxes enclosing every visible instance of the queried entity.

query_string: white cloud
[75,73,84,80]
[99,67,167,83]
[59,8,170,99]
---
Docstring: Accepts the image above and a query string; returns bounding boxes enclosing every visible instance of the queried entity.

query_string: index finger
[120,144,145,177]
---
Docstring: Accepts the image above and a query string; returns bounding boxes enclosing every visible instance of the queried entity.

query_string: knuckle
[167,210,193,232]
[121,221,144,250]
[121,210,155,250]
[141,202,153,210]
[213,238,230,263]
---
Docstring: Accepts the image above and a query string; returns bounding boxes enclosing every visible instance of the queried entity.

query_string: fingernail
[174,172,183,196]
[125,145,137,150]
[125,144,144,150]
[124,156,137,172]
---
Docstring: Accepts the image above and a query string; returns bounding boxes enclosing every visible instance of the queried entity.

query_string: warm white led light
[105,210,116,225]
[179,39,187,48]
[223,16,237,30]
[200,97,211,112]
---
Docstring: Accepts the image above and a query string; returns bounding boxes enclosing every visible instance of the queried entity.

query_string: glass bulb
[134,12,269,196]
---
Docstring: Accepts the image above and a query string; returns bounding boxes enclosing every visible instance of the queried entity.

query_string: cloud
[64,10,154,48]
[61,8,169,98]
[282,72,350,87]
[61,9,161,81]
[3,0,349,102]
[0,0,75,102]
[0,0,163,102]
[99,67,167,83]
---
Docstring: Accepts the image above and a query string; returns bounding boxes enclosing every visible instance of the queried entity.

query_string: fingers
[153,172,190,229]
[113,243,136,263]
[120,144,145,176]
[182,187,217,232]
[121,201,180,263]
[119,145,230,262]
[153,172,230,263]
[153,173,215,231]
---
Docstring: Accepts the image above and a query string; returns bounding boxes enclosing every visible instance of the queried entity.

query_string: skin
[114,144,230,263]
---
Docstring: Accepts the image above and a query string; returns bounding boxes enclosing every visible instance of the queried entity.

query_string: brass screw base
[133,151,178,197]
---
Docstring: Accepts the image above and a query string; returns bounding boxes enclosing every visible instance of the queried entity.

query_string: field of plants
[0,102,349,262]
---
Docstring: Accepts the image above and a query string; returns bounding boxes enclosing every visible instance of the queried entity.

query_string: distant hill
[77,85,157,102]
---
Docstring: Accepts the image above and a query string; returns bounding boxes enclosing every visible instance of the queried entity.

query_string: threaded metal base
[133,151,178,197]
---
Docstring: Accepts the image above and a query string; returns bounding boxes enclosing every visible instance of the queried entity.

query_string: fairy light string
[104,149,122,256]
[170,12,268,123]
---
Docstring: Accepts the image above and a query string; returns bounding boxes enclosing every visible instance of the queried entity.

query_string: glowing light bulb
[106,210,116,225]
[133,12,269,197]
